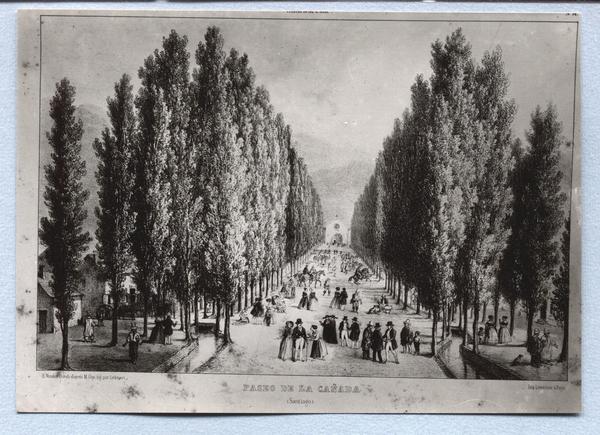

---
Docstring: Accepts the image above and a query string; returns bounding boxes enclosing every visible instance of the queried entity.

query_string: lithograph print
[16,10,581,413]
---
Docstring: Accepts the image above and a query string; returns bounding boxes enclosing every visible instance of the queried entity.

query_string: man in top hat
[338,315,350,347]
[371,323,384,363]
[361,321,374,359]
[349,317,361,349]
[292,318,308,362]
[384,321,399,364]
[123,323,142,364]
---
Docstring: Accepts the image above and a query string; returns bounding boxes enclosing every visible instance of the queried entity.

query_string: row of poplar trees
[351,29,570,361]
[40,27,324,369]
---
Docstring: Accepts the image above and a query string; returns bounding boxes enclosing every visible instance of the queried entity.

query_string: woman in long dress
[497,315,511,344]
[298,289,308,309]
[321,315,338,344]
[329,287,341,309]
[278,321,294,361]
[484,315,498,345]
[309,325,327,360]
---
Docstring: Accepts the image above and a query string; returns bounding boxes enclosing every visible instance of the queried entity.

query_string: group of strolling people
[477,315,512,345]
[277,313,422,364]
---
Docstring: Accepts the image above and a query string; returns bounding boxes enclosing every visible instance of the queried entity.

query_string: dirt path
[192,246,448,378]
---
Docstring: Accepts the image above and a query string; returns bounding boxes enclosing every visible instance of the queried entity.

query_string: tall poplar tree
[552,218,570,362]
[94,74,136,345]
[520,104,567,340]
[40,79,91,369]
[132,81,173,337]
[194,26,247,343]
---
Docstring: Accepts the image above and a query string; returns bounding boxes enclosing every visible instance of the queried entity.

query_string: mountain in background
[310,160,374,229]
[293,131,376,174]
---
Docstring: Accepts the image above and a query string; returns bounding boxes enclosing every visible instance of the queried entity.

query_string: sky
[40,14,578,173]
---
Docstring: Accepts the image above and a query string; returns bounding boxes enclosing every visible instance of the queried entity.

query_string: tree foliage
[40,79,91,369]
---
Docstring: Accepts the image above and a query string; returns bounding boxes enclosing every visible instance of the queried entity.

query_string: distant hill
[310,160,375,228]
[293,131,376,174]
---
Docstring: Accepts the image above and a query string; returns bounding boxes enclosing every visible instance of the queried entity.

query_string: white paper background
[1,1,598,432]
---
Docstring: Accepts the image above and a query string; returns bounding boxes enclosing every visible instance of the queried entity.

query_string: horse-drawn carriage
[348,265,373,284]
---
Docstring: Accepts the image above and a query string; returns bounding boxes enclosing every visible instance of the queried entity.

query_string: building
[325,219,350,246]
[37,251,83,333]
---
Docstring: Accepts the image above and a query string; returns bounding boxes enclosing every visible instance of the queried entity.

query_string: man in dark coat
[400,320,412,353]
[292,319,308,362]
[361,321,373,359]
[339,288,349,310]
[371,323,384,363]
[384,321,399,363]
[349,317,361,348]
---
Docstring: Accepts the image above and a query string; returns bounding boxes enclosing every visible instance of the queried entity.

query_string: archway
[331,233,343,245]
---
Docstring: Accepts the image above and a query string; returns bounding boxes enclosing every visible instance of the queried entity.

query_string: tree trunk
[179,303,184,331]
[540,300,547,321]
[431,310,439,356]
[416,295,421,315]
[493,294,500,329]
[559,316,568,362]
[184,300,191,342]
[244,273,249,309]
[224,303,232,344]
[237,287,242,312]
[441,304,447,340]
[526,303,534,342]
[110,292,119,346]
[60,319,71,370]
[143,287,149,338]
[473,297,480,354]
[458,302,462,331]
[431,310,438,355]
[403,285,408,310]
[509,300,516,337]
[462,298,468,346]
[203,292,208,319]
[259,275,263,299]
[214,299,221,337]
[481,301,487,324]
[250,278,255,306]
[194,293,199,334]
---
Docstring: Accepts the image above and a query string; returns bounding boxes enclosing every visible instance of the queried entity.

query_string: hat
[296,319,303,324]
[311,325,318,330]
[352,317,358,321]
[374,322,381,328]
[130,322,137,330]
[533,328,540,334]
[502,315,508,319]
[343,316,348,320]
[488,315,494,319]
[336,287,340,290]
[386,321,394,327]
[286,320,294,326]
[367,321,373,326]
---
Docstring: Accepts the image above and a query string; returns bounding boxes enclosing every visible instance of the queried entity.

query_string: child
[413,331,421,355]
[123,324,142,364]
